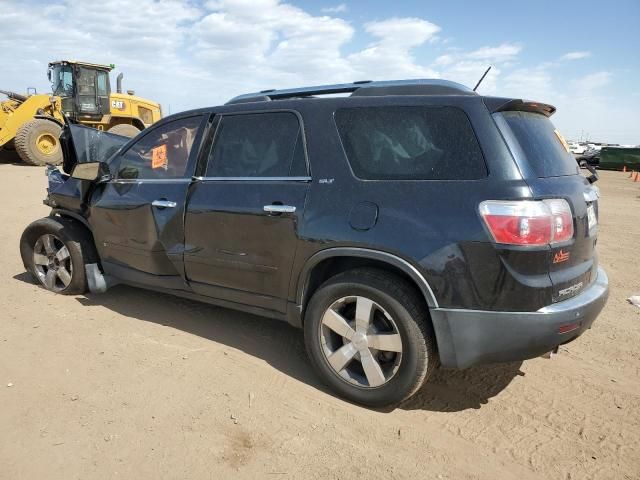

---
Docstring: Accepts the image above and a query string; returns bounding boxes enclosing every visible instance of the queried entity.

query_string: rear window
[497,111,578,178]
[335,106,486,180]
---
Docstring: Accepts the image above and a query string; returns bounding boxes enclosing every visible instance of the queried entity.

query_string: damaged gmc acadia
[19,79,609,407]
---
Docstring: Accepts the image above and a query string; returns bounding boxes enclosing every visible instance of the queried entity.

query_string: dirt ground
[0,153,638,480]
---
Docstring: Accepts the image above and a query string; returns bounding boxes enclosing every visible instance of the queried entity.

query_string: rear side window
[206,112,307,177]
[334,106,486,180]
[497,111,578,178]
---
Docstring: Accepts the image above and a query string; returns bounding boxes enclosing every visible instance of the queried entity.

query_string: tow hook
[540,346,559,359]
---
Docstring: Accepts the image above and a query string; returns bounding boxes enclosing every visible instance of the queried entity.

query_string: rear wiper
[580,161,599,184]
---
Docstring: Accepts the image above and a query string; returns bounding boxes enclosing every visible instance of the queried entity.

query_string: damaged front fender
[46,123,130,213]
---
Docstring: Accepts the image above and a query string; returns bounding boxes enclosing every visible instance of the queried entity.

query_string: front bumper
[431,267,609,369]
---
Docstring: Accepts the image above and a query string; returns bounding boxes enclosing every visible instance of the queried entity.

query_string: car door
[184,111,310,314]
[88,114,207,289]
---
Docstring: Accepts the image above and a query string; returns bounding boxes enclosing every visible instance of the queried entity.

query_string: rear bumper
[431,267,609,368]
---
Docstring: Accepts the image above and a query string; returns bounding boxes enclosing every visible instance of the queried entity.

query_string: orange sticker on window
[151,144,168,169]
[554,129,570,153]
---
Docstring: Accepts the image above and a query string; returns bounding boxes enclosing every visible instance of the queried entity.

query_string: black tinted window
[207,112,307,177]
[335,106,486,180]
[117,116,203,180]
[497,111,578,178]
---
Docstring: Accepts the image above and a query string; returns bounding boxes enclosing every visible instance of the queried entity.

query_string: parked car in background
[576,147,601,167]
[569,143,587,155]
[19,79,609,407]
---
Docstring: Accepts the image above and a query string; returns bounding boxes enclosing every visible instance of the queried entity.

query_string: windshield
[50,64,74,97]
[69,124,128,164]
[496,111,578,178]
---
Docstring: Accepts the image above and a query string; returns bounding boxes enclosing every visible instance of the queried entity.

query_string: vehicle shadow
[0,148,21,164]
[13,274,523,412]
[398,361,524,412]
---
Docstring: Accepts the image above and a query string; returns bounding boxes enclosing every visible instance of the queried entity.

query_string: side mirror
[580,161,599,184]
[71,162,111,183]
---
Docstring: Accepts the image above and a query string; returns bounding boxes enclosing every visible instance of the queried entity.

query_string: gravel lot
[1,156,638,480]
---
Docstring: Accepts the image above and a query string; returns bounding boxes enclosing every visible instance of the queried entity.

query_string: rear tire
[304,268,437,407]
[20,217,94,295]
[107,124,141,138]
[14,119,63,166]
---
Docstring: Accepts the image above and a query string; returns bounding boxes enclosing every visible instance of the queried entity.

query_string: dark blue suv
[20,79,609,407]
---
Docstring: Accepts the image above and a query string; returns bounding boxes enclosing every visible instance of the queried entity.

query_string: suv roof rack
[226,79,476,105]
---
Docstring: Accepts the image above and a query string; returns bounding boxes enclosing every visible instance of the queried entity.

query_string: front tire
[107,123,141,138]
[304,268,437,407]
[20,217,92,295]
[14,119,63,166]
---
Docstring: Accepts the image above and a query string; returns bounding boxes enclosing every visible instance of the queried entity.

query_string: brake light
[479,199,574,246]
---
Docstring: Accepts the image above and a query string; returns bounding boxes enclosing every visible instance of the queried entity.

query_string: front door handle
[264,204,296,214]
[152,199,177,208]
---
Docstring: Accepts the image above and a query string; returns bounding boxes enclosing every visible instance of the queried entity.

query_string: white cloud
[572,71,612,93]
[561,51,591,61]
[432,43,521,94]
[502,67,554,99]
[347,18,441,79]
[465,43,521,62]
[321,3,347,13]
[0,0,636,143]
[434,54,454,66]
[363,17,441,47]
[189,0,356,95]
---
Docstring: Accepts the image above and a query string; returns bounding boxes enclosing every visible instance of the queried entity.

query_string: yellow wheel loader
[0,61,162,166]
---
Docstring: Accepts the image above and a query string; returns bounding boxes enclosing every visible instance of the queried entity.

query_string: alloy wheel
[33,234,73,292]
[319,296,403,388]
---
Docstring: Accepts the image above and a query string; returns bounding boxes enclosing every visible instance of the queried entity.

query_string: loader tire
[14,119,63,166]
[107,124,141,138]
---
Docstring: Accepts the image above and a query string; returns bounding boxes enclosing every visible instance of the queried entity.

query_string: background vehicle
[0,60,162,166]
[19,79,608,407]
[569,143,587,155]
[576,147,601,167]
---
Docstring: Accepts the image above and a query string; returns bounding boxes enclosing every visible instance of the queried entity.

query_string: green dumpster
[599,147,640,171]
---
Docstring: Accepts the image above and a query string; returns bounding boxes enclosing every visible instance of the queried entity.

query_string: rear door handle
[152,199,177,208]
[263,204,296,214]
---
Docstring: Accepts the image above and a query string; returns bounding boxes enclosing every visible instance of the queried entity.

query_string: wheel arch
[296,248,439,320]
[108,116,145,131]
[48,210,100,264]
[33,115,65,128]
[51,208,91,231]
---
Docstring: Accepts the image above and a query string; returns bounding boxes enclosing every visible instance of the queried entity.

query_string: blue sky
[2,0,639,143]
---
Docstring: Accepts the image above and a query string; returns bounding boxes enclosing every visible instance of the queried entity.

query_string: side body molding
[296,247,439,309]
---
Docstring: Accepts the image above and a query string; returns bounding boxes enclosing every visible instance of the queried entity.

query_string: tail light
[479,199,574,246]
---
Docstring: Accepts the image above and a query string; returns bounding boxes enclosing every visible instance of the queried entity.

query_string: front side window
[335,106,486,180]
[97,71,109,97]
[206,112,307,177]
[51,65,74,97]
[117,116,203,179]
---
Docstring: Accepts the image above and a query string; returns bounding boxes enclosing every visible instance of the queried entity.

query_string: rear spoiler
[483,97,556,117]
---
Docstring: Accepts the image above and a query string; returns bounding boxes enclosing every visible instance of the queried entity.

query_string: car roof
[156,79,556,124]
[226,79,477,105]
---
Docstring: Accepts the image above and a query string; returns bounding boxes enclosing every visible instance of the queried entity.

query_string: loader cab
[48,61,111,121]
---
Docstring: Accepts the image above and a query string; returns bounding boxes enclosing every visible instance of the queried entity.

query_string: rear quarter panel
[288,97,551,311]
